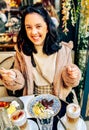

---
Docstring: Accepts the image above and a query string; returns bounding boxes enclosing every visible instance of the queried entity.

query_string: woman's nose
[31,28,38,35]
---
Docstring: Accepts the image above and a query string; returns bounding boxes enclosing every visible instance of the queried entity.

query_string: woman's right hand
[0,67,16,81]
[0,68,25,91]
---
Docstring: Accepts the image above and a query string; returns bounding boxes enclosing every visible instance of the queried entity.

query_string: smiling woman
[0,3,81,103]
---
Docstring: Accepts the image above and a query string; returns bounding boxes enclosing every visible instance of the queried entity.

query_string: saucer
[26,119,39,130]
[57,115,87,130]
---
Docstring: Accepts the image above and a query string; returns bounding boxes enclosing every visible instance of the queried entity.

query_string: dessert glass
[37,116,53,130]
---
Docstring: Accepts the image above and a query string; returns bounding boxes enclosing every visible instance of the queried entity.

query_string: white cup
[66,103,81,125]
[11,109,28,129]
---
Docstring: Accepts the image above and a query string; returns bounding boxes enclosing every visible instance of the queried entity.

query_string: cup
[66,103,81,123]
[37,116,53,130]
[11,109,28,130]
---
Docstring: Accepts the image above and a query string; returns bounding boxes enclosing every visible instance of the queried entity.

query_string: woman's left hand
[62,64,81,88]
[66,64,80,79]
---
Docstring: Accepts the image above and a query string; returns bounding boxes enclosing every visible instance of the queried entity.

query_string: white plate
[27,94,61,118]
[27,119,38,130]
[57,115,87,130]
[0,96,24,109]
[19,95,35,118]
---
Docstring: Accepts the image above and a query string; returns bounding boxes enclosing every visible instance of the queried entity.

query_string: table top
[0,95,87,130]
[19,95,68,130]
[19,95,87,130]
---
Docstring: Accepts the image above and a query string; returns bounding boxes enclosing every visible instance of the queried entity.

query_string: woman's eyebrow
[25,23,42,26]
[25,24,30,26]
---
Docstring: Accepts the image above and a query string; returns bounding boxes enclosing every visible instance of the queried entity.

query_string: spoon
[57,115,67,130]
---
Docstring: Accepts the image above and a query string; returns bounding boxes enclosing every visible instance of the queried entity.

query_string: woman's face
[25,13,48,46]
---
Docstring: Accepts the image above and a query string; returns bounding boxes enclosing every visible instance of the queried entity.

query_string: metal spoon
[57,115,67,130]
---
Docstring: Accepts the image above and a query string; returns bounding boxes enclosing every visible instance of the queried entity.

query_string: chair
[0,51,15,97]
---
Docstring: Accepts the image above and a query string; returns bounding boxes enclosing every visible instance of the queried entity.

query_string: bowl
[27,94,61,119]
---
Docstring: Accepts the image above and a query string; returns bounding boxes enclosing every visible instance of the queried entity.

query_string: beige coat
[1,42,81,100]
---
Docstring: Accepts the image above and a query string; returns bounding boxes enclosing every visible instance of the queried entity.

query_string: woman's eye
[37,25,42,29]
[27,26,31,29]
[25,26,31,30]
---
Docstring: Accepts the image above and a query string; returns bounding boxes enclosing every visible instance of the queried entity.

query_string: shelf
[0,43,16,51]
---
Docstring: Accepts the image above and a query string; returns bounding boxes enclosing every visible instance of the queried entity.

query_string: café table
[19,95,68,130]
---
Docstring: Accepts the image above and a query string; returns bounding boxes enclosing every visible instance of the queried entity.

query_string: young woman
[0,3,81,102]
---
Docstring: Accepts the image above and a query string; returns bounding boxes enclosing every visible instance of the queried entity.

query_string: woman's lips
[32,35,40,41]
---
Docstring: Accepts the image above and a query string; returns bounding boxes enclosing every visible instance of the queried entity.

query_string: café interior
[0,0,89,129]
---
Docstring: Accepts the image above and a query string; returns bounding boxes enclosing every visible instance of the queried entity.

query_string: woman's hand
[0,67,16,81]
[62,64,81,88]
[0,68,25,91]
[66,64,80,79]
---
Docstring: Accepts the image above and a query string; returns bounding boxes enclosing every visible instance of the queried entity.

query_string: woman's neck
[34,45,44,55]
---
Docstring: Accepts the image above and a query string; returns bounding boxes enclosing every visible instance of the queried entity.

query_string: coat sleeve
[1,51,25,92]
[54,41,82,101]
[61,41,81,88]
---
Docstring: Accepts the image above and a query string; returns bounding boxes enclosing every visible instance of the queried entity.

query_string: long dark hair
[17,3,61,56]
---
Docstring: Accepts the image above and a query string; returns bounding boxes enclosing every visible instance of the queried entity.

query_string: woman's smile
[32,35,41,41]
